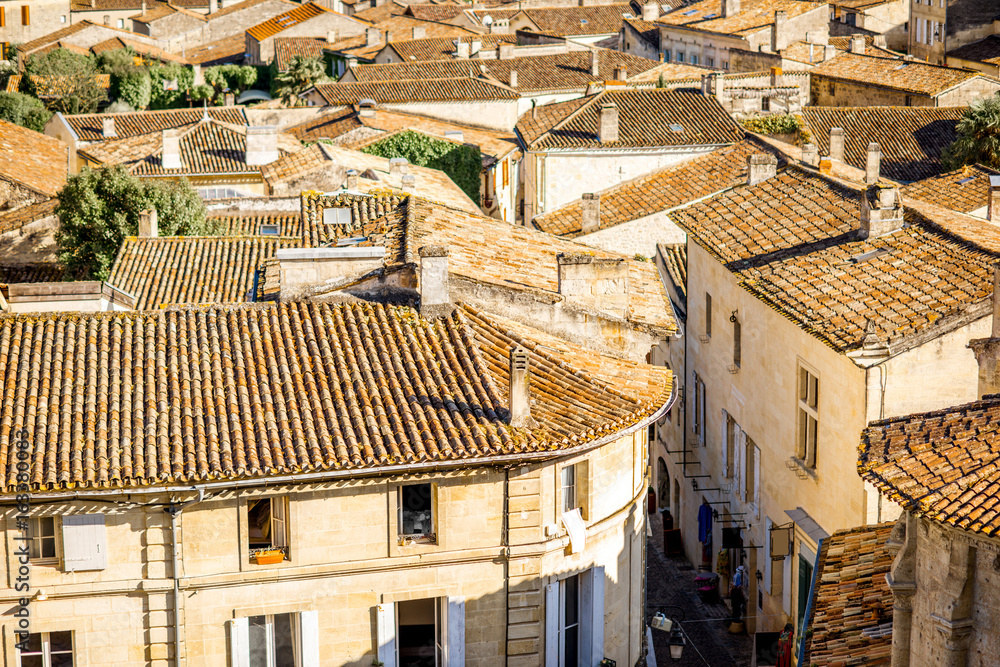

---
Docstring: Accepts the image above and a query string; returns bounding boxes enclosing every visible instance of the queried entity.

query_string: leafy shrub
[116,69,151,110]
[0,91,52,131]
[149,63,194,109]
[740,114,811,146]
[361,130,482,202]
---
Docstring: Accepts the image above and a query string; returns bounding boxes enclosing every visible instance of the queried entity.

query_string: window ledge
[786,457,817,480]
[399,534,437,546]
[28,558,59,567]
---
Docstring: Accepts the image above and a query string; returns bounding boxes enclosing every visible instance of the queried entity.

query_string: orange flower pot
[253,551,285,565]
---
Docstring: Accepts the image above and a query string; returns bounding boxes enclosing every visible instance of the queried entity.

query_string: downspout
[164,486,206,667]
[502,467,510,667]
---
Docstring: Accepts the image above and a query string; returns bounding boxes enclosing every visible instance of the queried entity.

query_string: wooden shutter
[720,409,728,477]
[300,611,320,667]
[732,425,743,499]
[1,9,6,28]
[271,498,287,548]
[228,618,250,667]
[697,380,706,447]
[445,597,465,667]
[62,514,107,571]
[20,5,28,25]
[376,603,397,667]
[752,444,761,516]
[580,566,605,667]
[544,583,559,667]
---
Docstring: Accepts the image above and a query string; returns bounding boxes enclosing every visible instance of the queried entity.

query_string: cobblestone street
[645,515,754,667]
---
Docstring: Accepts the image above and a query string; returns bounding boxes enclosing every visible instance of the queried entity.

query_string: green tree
[272,55,327,106]
[0,91,52,131]
[116,69,152,110]
[203,64,258,103]
[361,130,482,202]
[943,95,1000,170]
[25,48,107,114]
[56,166,221,281]
[149,63,194,109]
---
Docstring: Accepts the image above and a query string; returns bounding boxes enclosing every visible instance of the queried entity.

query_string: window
[247,497,288,559]
[707,57,714,67]
[692,372,706,446]
[797,365,819,468]
[705,292,712,338]
[721,410,735,478]
[545,568,604,666]
[746,437,760,516]
[846,12,855,25]
[733,316,741,368]
[560,465,576,514]
[559,574,581,666]
[60,14,67,23]
[20,5,28,25]
[399,483,435,543]
[722,60,729,69]
[103,14,110,25]
[376,598,465,667]
[27,517,56,561]
[690,54,699,65]
[16,631,73,667]
[502,158,509,188]
[677,52,684,63]
[664,49,671,61]
[62,514,107,571]
[117,18,124,28]
[229,611,319,667]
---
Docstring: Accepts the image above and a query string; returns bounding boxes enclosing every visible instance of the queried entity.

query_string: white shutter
[764,518,773,594]
[752,444,761,517]
[732,425,742,500]
[62,514,107,571]
[720,409,729,476]
[299,610,319,667]
[228,618,250,667]
[698,381,706,447]
[737,429,747,502]
[584,566,605,667]
[446,597,465,667]
[544,583,559,667]
[376,603,397,667]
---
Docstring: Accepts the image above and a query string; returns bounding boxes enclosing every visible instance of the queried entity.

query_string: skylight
[893,63,909,70]
[704,13,716,17]
[580,18,588,23]
[682,9,698,15]
[669,123,684,132]
[260,224,280,236]
[957,176,976,184]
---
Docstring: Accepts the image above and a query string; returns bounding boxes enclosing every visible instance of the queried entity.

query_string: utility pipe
[165,486,206,667]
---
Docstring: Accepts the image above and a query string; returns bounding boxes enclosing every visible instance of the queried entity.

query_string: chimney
[359,100,376,117]
[471,39,482,54]
[581,193,600,233]
[598,103,619,143]
[412,26,426,40]
[366,27,381,47]
[138,208,158,237]
[823,44,837,60]
[509,70,518,87]
[771,11,787,52]
[162,129,182,170]
[224,92,235,106]
[642,0,658,21]
[245,126,279,166]
[418,245,453,318]
[874,35,887,48]
[457,40,471,59]
[102,117,117,138]
[819,157,832,175]
[970,265,1000,397]
[192,64,204,86]
[346,169,359,189]
[348,57,358,70]
[859,184,904,238]
[865,142,881,185]
[590,50,599,77]
[801,143,818,167]
[989,175,1000,221]
[401,174,416,193]
[770,66,782,87]
[721,0,739,18]
[850,34,865,54]
[389,157,409,175]
[829,127,845,162]
[747,153,777,185]
[508,346,537,428]
[209,0,217,11]
[327,30,339,43]
[499,43,515,59]
[557,253,630,316]
[614,65,627,81]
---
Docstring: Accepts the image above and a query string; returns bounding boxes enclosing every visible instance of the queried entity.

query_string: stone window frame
[795,361,820,470]
[241,494,291,565]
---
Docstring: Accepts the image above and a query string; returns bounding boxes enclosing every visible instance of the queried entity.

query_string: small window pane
[248,616,269,667]
[400,484,433,535]
[561,466,576,513]
[49,631,73,652]
[19,657,44,667]
[809,376,819,409]
[273,614,296,667]
[50,655,73,667]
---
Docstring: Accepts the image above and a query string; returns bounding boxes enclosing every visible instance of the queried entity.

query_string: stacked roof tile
[809,52,988,97]
[387,34,516,62]
[800,106,964,182]
[64,107,247,143]
[404,2,467,22]
[510,4,639,36]
[900,165,998,214]
[273,37,330,70]
[800,523,895,667]
[658,243,687,307]
[657,0,821,37]
[0,120,68,198]
[859,396,1000,537]
[672,166,1000,352]
[0,200,59,236]
[516,89,743,150]
[0,301,671,493]
[947,35,1000,67]
[313,77,519,104]
[247,2,332,41]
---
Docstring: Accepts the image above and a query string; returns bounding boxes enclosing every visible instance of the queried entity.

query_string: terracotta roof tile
[801,523,895,667]
[946,34,1000,66]
[534,140,776,236]
[800,106,964,182]
[273,37,328,70]
[672,166,1000,352]
[183,34,247,65]
[0,120,68,198]
[314,77,519,103]
[352,0,408,23]
[0,300,670,493]
[507,4,640,36]
[247,1,332,41]
[658,243,686,306]
[65,107,247,143]
[516,88,743,150]
[90,36,190,64]
[404,2,466,22]
[388,34,516,62]
[900,165,999,214]
[657,0,822,37]
[810,52,989,97]
[859,396,1000,537]
[0,263,73,285]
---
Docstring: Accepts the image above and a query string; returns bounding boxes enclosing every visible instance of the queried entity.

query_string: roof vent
[598,103,619,143]
[323,207,352,225]
[102,117,117,138]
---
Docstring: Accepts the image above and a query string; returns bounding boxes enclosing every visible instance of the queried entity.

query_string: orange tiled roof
[90,36,190,64]
[313,77,519,104]
[65,107,247,143]
[284,108,364,142]
[947,34,1000,66]
[512,4,640,36]
[810,52,989,97]
[801,523,895,667]
[800,106,964,182]
[0,120,68,198]
[273,37,328,70]
[183,33,247,65]
[657,0,822,38]
[534,140,777,237]
[0,262,72,286]
[0,300,671,493]
[404,2,466,22]
[900,165,999,214]
[387,34,516,62]
[247,2,333,41]
[859,395,1000,536]
[516,88,743,150]
[672,166,1000,352]
[658,242,686,306]
[346,49,675,93]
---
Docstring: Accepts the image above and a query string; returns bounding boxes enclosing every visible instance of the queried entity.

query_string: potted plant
[252,548,285,565]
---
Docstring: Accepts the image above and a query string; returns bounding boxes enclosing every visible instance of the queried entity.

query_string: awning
[785,507,829,545]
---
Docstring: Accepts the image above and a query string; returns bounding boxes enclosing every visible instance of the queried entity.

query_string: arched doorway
[657,458,669,510]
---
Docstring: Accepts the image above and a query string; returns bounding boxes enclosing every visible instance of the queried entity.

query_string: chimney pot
[366,27,381,47]
[401,174,416,193]
[859,184,904,238]
[245,125,279,166]
[346,169,359,189]
[642,0,658,21]
[499,43,514,59]
[850,34,865,54]
[419,245,453,317]
[614,65,627,81]
[598,103,619,143]
[457,40,471,59]
[747,153,777,185]
[509,70,518,87]
[581,193,600,233]
[988,174,1000,222]
[823,44,837,61]
[828,127,845,162]
[721,0,739,18]
[138,208,158,238]
[590,50,599,77]
[771,10,788,52]
[508,346,536,428]
[161,129,182,170]
[102,117,117,138]
[800,143,818,167]
[389,157,409,175]
[865,142,881,185]
[412,26,426,40]
[327,30,338,43]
